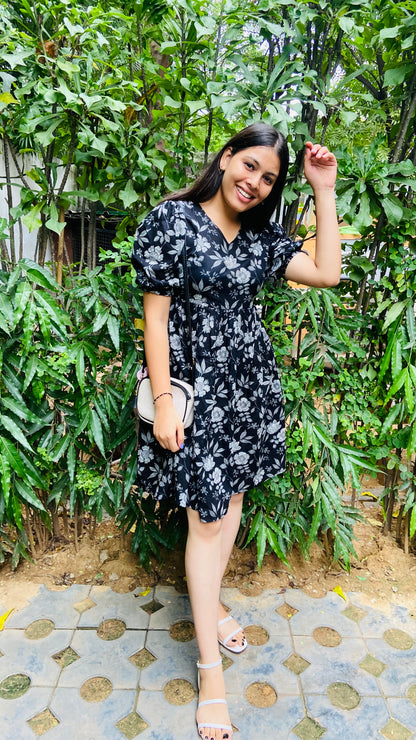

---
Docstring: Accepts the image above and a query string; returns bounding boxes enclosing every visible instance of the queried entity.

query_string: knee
[187,510,223,540]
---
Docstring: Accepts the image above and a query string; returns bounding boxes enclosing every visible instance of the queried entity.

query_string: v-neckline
[196,203,241,246]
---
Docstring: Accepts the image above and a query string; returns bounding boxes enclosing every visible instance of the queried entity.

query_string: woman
[132,122,340,740]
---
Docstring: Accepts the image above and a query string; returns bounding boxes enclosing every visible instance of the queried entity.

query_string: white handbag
[136,376,194,428]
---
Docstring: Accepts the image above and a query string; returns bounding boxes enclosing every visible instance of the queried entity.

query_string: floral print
[131,200,302,523]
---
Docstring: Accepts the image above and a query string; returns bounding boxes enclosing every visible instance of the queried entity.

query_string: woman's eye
[245,162,254,169]
[264,177,273,185]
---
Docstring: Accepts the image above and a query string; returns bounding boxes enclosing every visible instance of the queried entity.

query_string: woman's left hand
[304,141,337,191]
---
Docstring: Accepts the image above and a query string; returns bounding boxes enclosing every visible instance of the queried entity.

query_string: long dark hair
[166,122,289,231]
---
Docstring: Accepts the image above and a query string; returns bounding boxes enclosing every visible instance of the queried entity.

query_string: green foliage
[1,0,416,568]
[0,249,141,565]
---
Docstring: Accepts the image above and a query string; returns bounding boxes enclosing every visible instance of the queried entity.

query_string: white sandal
[196,658,233,739]
[217,615,247,654]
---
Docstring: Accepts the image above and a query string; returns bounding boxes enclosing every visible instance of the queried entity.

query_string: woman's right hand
[153,396,185,452]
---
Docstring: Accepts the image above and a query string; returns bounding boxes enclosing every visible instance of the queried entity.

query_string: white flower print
[203,455,215,472]
[235,267,251,284]
[195,376,211,395]
[216,347,228,364]
[236,397,250,413]
[211,406,225,423]
[267,421,280,434]
[170,334,182,351]
[138,445,153,464]
[132,200,301,523]
[224,255,239,270]
[234,451,250,467]
[251,241,263,256]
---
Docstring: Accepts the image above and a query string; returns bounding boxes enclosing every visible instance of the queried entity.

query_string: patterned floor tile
[365,638,416,697]
[229,693,305,738]
[387,699,416,738]
[57,629,146,689]
[223,636,300,695]
[0,687,54,739]
[7,584,90,629]
[305,693,391,740]
[49,688,137,739]
[78,586,151,629]
[292,636,381,696]
[140,630,199,691]
[219,587,291,638]
[0,629,73,686]
[150,586,193,629]
[289,599,361,638]
[356,604,416,640]
[1,585,415,738]
[136,690,198,739]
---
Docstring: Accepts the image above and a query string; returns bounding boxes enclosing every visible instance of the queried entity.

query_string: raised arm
[143,292,185,452]
[284,142,341,288]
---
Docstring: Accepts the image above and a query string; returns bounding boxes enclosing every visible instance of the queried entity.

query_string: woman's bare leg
[185,508,232,739]
[217,492,246,649]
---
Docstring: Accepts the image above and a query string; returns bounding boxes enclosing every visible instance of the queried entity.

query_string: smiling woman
[131,122,341,740]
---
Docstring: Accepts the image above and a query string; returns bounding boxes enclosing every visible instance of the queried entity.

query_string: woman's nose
[247,172,262,190]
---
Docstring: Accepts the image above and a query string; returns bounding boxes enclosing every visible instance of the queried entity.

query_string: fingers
[153,418,185,452]
[305,141,337,164]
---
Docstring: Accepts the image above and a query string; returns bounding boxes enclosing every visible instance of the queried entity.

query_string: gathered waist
[188,291,256,312]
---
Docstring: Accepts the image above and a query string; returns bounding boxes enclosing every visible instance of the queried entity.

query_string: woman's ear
[219,147,233,171]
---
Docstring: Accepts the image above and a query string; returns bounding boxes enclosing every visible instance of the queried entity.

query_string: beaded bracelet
[153,391,173,404]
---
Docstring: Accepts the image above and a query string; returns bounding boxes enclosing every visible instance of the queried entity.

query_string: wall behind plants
[0,0,416,569]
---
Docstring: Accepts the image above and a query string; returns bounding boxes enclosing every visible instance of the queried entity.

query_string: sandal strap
[218,615,233,627]
[196,658,222,670]
[222,626,245,644]
[198,699,227,708]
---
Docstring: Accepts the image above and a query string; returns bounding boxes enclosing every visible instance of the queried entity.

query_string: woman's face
[219,145,280,215]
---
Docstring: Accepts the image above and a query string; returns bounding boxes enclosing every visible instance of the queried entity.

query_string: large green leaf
[0,414,32,451]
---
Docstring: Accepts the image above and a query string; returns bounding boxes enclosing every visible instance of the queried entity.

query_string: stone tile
[229,693,305,738]
[78,586,150,629]
[365,638,416,698]
[381,717,413,740]
[57,629,145,689]
[281,589,331,611]
[223,636,300,695]
[289,594,361,638]
[342,604,368,623]
[150,587,193,629]
[0,629,73,686]
[291,715,326,739]
[353,602,416,640]
[218,587,290,638]
[140,630,198,691]
[0,687,53,739]
[27,707,60,735]
[6,584,90,629]
[387,700,416,738]
[359,653,387,677]
[136,690,198,739]
[292,636,381,696]
[305,693,390,740]
[48,688,137,739]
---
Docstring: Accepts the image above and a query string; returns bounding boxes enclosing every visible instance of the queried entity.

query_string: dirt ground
[1,485,416,619]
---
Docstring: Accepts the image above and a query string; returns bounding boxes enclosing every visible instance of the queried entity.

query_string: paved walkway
[0,584,416,739]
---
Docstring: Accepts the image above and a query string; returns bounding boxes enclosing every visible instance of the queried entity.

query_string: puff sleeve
[265,222,304,284]
[131,200,185,296]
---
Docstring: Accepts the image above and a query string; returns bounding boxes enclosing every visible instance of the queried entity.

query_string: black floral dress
[131,200,302,522]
